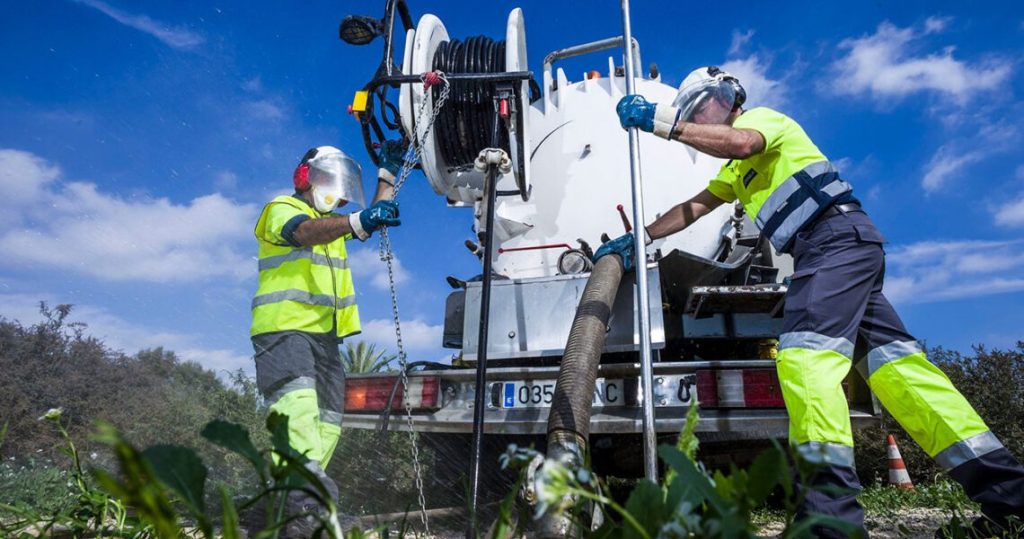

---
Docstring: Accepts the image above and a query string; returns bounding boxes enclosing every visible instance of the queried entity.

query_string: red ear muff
[293,147,321,191]
[293,163,311,191]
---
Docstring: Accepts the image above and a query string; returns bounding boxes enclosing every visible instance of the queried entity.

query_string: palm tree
[340,341,397,373]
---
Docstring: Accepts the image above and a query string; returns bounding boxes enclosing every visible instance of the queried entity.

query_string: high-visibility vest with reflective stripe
[706,107,854,253]
[250,195,360,339]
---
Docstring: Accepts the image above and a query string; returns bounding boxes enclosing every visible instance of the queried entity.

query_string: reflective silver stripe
[802,160,836,179]
[755,176,801,229]
[796,441,855,468]
[779,331,855,360]
[259,249,349,272]
[934,431,1003,470]
[266,376,317,405]
[754,161,835,228]
[753,160,850,250]
[320,409,343,425]
[863,340,924,377]
[768,198,820,251]
[252,289,357,310]
[821,179,851,197]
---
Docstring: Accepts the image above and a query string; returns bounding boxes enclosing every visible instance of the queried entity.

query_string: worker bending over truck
[596,65,1024,537]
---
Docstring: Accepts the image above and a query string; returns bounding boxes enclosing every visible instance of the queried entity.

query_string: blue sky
[1,0,1022,376]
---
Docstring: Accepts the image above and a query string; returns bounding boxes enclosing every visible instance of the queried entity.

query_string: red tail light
[344,376,441,412]
[695,368,785,408]
[741,369,786,407]
[696,369,718,407]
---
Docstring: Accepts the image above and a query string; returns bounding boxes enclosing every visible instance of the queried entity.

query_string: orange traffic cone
[886,434,914,489]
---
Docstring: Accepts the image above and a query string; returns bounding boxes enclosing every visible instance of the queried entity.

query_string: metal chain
[377,73,451,534]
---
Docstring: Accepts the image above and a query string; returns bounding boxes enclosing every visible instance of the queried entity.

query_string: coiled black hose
[431,36,511,168]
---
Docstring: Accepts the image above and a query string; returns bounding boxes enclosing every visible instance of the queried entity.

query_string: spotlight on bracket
[339,15,385,45]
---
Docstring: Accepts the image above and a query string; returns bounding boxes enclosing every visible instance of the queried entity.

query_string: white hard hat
[672,66,746,124]
[293,146,365,213]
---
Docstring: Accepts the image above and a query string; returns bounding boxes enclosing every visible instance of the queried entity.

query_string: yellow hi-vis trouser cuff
[269,387,326,464]
[860,342,990,465]
[777,345,854,449]
[319,410,343,468]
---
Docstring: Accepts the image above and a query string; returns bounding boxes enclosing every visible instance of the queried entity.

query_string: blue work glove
[349,200,401,240]
[616,95,656,133]
[378,139,408,179]
[593,233,636,271]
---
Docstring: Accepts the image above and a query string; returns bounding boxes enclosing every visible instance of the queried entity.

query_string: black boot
[949,448,1024,530]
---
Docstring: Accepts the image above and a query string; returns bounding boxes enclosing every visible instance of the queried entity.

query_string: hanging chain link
[377,72,451,534]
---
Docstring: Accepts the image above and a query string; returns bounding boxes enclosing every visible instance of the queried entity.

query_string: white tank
[401,11,734,280]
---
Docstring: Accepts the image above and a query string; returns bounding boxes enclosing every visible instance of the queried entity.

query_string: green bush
[1,409,364,538]
[0,304,269,514]
[0,457,75,516]
[330,428,435,516]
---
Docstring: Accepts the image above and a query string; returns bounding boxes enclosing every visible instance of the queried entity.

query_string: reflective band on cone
[886,434,914,490]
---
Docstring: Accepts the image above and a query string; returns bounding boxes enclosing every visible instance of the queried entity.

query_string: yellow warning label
[351,91,369,112]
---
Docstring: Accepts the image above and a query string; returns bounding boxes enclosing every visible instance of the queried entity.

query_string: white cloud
[921,144,990,193]
[72,0,204,51]
[921,122,1015,192]
[721,55,786,109]
[0,148,256,283]
[995,194,1024,227]
[1000,168,1024,221]
[347,247,410,290]
[243,99,286,122]
[831,19,1011,102]
[357,318,444,356]
[884,239,1024,304]
[0,293,252,375]
[833,157,854,175]
[728,29,755,56]
[242,77,264,93]
[214,171,239,191]
[177,348,253,375]
[0,149,60,226]
[923,16,952,34]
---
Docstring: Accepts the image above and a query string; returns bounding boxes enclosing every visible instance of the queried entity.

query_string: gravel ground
[359,507,978,538]
[757,508,978,538]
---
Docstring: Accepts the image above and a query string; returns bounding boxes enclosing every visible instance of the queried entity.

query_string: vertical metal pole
[467,100,505,539]
[620,0,658,482]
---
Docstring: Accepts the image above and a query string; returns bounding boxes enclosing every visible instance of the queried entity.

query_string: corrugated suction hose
[539,253,624,537]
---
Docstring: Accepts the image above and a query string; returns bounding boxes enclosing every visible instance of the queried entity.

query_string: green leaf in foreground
[202,419,265,470]
[624,479,668,539]
[142,444,208,516]
[219,484,242,539]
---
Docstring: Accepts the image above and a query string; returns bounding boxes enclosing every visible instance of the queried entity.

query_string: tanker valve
[616,204,633,233]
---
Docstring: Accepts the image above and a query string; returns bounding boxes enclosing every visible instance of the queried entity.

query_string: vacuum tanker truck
[337,0,880,508]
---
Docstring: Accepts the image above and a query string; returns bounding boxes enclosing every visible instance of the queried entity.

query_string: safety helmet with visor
[672,66,746,125]
[293,146,366,214]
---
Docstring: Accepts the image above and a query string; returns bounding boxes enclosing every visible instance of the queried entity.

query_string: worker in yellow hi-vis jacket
[250,141,403,537]
[596,66,1024,537]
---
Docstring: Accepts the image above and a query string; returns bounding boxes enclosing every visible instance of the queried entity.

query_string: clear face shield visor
[672,79,737,125]
[306,152,365,213]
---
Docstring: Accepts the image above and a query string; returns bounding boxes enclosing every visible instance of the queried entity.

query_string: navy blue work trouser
[779,209,1024,537]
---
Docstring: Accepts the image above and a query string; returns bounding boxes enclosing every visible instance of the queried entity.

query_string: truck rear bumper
[342,360,880,439]
[343,405,877,439]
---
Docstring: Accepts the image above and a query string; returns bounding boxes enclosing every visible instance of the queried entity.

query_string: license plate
[497,379,626,409]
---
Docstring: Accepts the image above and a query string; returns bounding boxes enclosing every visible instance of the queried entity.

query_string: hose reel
[399,9,533,202]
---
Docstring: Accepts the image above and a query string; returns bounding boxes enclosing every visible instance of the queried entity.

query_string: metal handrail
[542,35,642,86]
